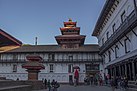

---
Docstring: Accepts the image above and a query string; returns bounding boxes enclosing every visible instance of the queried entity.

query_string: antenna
[35,37,38,45]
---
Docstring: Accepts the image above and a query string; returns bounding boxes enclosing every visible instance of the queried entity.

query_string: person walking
[44,78,47,89]
[110,77,116,91]
[51,79,56,91]
[124,77,128,90]
[54,81,60,91]
[84,77,87,85]
[99,78,103,86]
[90,77,93,85]
[47,80,51,91]
[117,76,121,89]
[105,75,108,85]
[74,78,77,86]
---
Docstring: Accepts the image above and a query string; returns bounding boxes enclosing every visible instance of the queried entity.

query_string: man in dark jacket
[44,78,47,89]
[47,80,51,91]
[110,77,117,91]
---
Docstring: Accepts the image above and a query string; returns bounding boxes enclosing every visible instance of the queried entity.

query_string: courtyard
[34,85,125,91]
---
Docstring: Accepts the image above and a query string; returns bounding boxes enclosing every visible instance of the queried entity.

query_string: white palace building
[0,19,102,83]
[92,0,137,80]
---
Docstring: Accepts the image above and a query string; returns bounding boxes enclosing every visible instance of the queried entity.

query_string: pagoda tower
[55,19,86,49]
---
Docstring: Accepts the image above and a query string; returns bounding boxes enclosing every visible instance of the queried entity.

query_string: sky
[0,0,105,45]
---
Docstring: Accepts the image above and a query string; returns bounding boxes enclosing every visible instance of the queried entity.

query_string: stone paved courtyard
[34,85,127,91]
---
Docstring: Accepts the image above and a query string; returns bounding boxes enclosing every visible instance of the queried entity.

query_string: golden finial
[68,18,72,22]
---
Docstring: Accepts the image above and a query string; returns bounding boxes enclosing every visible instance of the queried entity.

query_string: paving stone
[33,85,129,91]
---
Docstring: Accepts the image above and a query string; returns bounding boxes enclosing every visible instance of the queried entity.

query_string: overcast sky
[0,0,105,45]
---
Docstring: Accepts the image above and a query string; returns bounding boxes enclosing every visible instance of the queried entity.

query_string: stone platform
[0,80,44,90]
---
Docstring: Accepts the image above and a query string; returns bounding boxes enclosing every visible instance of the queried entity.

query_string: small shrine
[22,55,45,80]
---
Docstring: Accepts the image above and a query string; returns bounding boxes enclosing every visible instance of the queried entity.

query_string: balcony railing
[0,59,26,63]
[0,59,102,63]
[100,9,137,54]
[43,59,102,63]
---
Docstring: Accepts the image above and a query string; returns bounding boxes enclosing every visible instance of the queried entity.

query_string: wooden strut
[111,48,114,52]
[103,54,105,58]
[115,45,119,49]
[105,52,108,56]
[125,35,131,42]
[118,40,124,46]
[132,30,137,37]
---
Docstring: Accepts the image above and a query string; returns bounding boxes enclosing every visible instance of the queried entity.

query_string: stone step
[129,81,135,84]
[128,81,137,91]
[128,88,137,91]
[128,84,137,89]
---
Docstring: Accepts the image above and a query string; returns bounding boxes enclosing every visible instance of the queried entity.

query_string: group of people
[44,79,60,91]
[109,76,128,91]
[84,74,129,91]
[84,75,103,86]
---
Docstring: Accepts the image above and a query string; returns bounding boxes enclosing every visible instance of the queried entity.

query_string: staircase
[128,81,137,91]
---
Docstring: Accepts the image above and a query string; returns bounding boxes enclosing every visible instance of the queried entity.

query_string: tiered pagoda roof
[60,27,80,35]
[64,18,77,27]
[22,55,45,70]
[55,35,85,45]
[55,19,86,49]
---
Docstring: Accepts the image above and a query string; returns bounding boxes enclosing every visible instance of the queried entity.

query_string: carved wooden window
[69,56,73,61]
[102,38,104,45]
[92,54,95,60]
[115,45,119,58]
[68,64,73,73]
[13,64,17,72]
[124,38,130,53]
[108,50,111,62]
[85,64,99,71]
[13,54,18,60]
[48,54,54,61]
[67,44,73,48]
[112,23,116,33]
[106,32,109,40]
[49,64,54,73]
[121,11,126,23]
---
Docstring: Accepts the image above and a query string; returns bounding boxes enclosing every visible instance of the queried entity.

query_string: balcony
[0,59,102,63]
[0,59,26,63]
[100,9,137,54]
[43,59,102,63]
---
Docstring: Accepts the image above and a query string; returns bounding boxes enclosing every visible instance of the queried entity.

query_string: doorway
[69,75,73,85]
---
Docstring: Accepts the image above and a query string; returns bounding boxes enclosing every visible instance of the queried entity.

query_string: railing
[43,59,102,63]
[0,59,102,63]
[0,59,26,63]
[100,9,137,54]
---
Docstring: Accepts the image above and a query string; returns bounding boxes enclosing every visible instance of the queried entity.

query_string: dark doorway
[69,75,73,85]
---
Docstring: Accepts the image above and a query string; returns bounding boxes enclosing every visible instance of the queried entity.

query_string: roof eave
[92,0,115,37]
[0,29,22,46]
